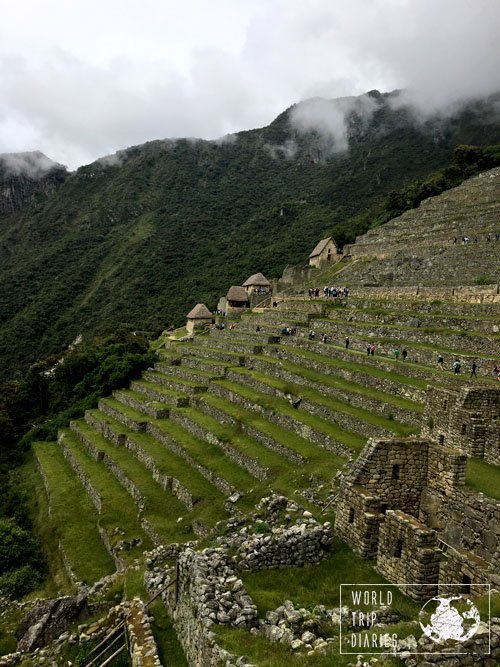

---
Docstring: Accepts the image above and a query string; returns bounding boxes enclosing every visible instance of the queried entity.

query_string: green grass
[241,538,419,619]
[34,441,116,585]
[84,409,229,527]
[215,625,406,667]
[231,367,418,437]
[178,406,345,507]
[58,428,152,559]
[72,418,196,544]
[149,600,189,666]
[212,378,366,451]
[266,343,430,391]
[466,457,500,500]
[254,353,423,414]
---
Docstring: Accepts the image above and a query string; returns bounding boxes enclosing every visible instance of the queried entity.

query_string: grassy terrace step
[192,337,265,355]
[247,353,423,421]
[154,361,225,382]
[226,367,418,438]
[262,343,428,402]
[84,409,229,528]
[210,378,365,454]
[70,418,196,545]
[198,393,347,479]
[34,441,116,584]
[99,396,149,431]
[58,429,152,561]
[172,404,345,505]
[271,338,498,393]
[142,369,209,394]
[165,345,247,366]
[130,379,190,406]
[346,296,500,319]
[147,418,258,510]
[113,389,171,419]
[180,356,232,375]
[321,310,500,344]
[193,394,308,465]
[309,317,500,358]
[169,407,269,481]
[466,458,500,501]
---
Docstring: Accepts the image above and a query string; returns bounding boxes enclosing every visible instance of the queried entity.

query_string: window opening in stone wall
[393,539,403,558]
[461,574,471,594]
[461,423,467,435]
[443,400,448,411]
[391,464,400,480]
[348,508,355,523]
[380,503,389,515]
[438,434,445,445]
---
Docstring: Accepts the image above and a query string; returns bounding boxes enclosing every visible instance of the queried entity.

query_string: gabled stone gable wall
[341,438,430,513]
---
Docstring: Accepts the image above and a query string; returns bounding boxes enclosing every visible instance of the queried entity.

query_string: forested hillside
[2,89,500,379]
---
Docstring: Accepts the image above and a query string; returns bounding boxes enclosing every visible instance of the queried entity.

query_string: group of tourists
[307,286,349,299]
[453,233,500,244]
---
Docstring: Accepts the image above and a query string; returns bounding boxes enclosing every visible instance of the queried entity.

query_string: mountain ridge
[2,89,500,379]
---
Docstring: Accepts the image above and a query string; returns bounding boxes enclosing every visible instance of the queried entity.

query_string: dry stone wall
[423,387,500,464]
[377,510,440,599]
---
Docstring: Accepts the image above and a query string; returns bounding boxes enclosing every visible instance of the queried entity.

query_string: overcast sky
[0,0,499,170]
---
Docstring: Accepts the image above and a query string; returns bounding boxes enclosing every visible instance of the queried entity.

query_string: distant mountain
[0,151,67,216]
[1,90,500,379]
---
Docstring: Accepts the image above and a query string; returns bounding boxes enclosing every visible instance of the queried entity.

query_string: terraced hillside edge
[3,146,500,667]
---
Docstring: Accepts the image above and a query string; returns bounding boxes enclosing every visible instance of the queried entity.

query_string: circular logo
[419,595,481,643]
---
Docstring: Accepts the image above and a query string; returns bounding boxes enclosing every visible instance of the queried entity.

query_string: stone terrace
[341,167,500,286]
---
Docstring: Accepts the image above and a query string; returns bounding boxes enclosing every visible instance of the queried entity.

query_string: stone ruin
[335,387,500,600]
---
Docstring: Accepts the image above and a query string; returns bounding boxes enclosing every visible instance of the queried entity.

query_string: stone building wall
[376,510,440,599]
[341,438,430,512]
[334,485,383,558]
[423,387,500,464]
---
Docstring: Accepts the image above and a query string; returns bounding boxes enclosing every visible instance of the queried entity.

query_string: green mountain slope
[2,89,500,379]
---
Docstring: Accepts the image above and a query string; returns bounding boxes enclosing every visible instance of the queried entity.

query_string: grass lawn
[466,457,500,500]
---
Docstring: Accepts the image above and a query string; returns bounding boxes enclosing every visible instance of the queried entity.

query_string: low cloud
[264,139,298,160]
[0,1,498,168]
[0,151,62,178]
[290,93,379,155]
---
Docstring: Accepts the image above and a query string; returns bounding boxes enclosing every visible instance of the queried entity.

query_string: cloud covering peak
[0,0,498,169]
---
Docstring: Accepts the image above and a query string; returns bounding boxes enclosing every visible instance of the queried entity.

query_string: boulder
[15,595,88,653]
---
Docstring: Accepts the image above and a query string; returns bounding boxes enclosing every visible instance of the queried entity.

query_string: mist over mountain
[1,89,500,379]
[0,152,67,215]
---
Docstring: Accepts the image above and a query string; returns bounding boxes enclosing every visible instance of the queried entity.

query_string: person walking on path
[402,348,408,361]
[470,361,477,377]
[345,337,350,349]
[453,359,461,374]
[367,344,371,356]
[370,344,375,356]
[437,354,444,370]
[394,347,401,360]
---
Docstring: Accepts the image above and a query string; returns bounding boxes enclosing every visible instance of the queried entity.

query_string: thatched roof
[226,286,248,302]
[186,303,212,319]
[242,272,270,287]
[309,237,338,258]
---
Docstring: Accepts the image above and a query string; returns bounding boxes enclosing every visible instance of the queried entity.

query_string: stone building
[226,286,249,313]
[422,386,500,465]
[242,272,271,307]
[335,387,500,599]
[186,303,213,334]
[308,237,342,267]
